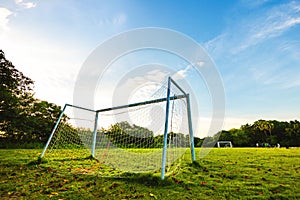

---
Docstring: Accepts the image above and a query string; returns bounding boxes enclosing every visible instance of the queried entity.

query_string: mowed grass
[0,148,299,199]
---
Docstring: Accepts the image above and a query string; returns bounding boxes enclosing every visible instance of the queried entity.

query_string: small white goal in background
[217,141,233,148]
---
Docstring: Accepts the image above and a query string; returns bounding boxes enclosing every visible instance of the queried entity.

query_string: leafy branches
[0,50,62,146]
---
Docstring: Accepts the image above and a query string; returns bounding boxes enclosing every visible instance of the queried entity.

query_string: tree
[253,120,274,143]
[0,50,34,140]
[117,121,154,138]
[284,120,300,147]
[0,50,62,146]
[104,121,155,148]
[231,129,249,147]
[193,136,203,147]
[218,130,234,141]
[27,100,63,142]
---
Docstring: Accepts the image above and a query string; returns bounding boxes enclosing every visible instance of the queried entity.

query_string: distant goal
[217,141,233,148]
[39,77,195,179]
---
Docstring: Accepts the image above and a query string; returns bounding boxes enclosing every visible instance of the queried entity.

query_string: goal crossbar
[63,94,187,114]
[96,94,186,113]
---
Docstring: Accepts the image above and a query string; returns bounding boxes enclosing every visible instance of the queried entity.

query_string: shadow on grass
[29,158,175,187]
[105,160,206,187]
[28,156,97,166]
[112,160,206,187]
[26,157,205,188]
[108,172,174,187]
[187,160,209,172]
[50,155,97,162]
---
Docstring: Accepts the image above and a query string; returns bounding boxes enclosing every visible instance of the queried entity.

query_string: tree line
[199,119,300,147]
[1,49,299,148]
[102,121,190,148]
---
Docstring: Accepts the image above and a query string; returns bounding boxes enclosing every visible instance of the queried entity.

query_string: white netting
[44,106,96,159]
[43,79,190,174]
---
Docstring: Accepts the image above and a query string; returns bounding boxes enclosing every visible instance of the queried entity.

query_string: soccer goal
[217,141,233,148]
[40,77,195,179]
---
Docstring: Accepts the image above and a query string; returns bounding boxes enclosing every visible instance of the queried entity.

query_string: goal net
[40,77,195,179]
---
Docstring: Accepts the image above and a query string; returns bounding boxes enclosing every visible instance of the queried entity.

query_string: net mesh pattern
[44,80,190,174]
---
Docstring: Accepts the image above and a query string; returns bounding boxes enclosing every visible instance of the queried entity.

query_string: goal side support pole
[91,112,99,158]
[186,93,196,161]
[40,104,67,159]
[161,77,171,180]
[169,77,195,162]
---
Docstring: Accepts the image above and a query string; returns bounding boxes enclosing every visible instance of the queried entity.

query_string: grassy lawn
[0,148,299,199]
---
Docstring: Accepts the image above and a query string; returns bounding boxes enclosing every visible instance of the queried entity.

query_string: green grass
[0,148,299,199]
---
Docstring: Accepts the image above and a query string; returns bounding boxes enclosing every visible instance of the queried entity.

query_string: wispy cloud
[240,0,272,8]
[247,37,300,89]
[121,69,169,92]
[15,0,36,9]
[251,2,300,41]
[204,1,300,92]
[112,13,126,26]
[96,13,127,27]
[0,7,12,31]
[0,0,36,32]
[206,1,300,56]
[172,61,204,80]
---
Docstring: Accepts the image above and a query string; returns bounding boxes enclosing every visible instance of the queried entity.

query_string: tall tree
[0,50,34,139]
[253,120,274,142]
[0,50,62,145]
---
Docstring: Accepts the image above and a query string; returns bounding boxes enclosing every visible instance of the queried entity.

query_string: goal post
[40,104,97,159]
[39,77,195,180]
[161,77,196,179]
[169,77,196,161]
[161,76,171,180]
[91,112,99,157]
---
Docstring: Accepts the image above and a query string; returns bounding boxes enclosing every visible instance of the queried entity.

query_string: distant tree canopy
[102,121,190,148]
[214,119,300,147]
[0,50,62,147]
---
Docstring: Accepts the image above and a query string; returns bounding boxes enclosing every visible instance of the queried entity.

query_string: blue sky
[1,0,300,137]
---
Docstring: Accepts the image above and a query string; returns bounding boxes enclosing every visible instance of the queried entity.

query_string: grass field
[0,148,299,199]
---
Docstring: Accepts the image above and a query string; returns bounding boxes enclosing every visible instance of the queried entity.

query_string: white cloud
[113,13,126,25]
[280,77,300,89]
[223,117,254,130]
[172,61,204,80]
[275,17,300,31]
[240,0,271,8]
[120,69,168,88]
[0,7,13,31]
[15,0,36,9]
[118,69,168,97]
[146,69,169,82]
[0,29,86,107]
[252,10,300,42]
[0,1,36,32]
[172,69,187,80]
[206,1,300,56]
[97,13,127,27]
